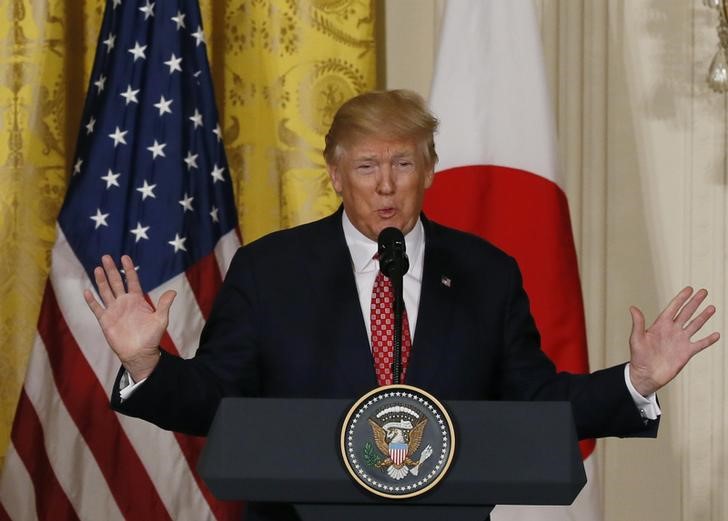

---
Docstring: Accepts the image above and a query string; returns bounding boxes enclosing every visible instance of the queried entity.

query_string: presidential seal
[340,384,455,499]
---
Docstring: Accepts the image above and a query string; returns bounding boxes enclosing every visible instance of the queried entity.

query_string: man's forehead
[344,138,418,158]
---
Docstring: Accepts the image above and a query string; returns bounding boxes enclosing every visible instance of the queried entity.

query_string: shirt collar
[342,210,424,273]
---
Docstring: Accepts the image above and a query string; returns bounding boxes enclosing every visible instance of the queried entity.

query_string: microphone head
[377,227,409,278]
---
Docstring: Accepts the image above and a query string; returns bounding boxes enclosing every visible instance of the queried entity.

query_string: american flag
[0,1,241,519]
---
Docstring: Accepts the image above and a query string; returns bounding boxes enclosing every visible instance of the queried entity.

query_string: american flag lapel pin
[440,275,452,288]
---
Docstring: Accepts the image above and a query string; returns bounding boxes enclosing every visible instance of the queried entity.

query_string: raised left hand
[628,286,720,397]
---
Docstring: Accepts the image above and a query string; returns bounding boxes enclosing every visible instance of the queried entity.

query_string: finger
[690,331,721,355]
[122,255,143,294]
[83,289,104,319]
[630,305,645,337]
[155,290,177,324]
[102,255,127,297]
[659,286,693,321]
[675,288,708,326]
[94,264,116,306]
[684,304,716,336]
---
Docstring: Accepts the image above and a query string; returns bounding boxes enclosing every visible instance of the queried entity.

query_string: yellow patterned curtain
[0,0,376,470]
[205,0,377,241]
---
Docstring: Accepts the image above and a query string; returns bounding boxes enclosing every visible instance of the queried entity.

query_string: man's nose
[376,164,395,194]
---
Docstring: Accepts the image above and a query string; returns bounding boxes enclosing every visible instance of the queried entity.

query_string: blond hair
[323,90,439,168]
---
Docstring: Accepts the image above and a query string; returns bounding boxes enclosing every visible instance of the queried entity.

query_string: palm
[84,255,176,381]
[98,292,166,360]
[629,287,719,396]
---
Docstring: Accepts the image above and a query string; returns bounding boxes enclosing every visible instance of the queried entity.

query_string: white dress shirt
[342,211,425,344]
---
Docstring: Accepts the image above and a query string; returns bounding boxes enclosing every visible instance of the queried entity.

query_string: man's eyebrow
[391,151,415,158]
[352,154,377,162]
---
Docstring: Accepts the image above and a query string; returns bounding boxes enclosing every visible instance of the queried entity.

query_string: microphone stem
[391,269,404,385]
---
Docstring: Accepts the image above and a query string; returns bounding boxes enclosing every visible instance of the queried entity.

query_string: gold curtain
[0,0,376,470]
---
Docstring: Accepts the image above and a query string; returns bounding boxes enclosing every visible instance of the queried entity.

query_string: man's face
[327,137,434,241]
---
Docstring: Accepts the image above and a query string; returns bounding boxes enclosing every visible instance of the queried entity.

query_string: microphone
[377,227,409,278]
[377,227,408,385]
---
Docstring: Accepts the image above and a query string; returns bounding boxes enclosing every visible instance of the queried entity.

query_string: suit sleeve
[497,257,659,440]
[110,247,262,436]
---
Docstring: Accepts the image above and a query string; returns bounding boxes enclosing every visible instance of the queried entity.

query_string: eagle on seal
[368,418,433,480]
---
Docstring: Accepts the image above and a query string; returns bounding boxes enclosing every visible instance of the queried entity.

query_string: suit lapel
[407,217,457,390]
[306,210,378,395]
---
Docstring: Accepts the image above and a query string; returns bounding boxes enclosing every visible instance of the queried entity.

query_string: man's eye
[357,163,374,171]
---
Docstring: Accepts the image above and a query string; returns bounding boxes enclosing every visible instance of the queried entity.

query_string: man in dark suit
[85,90,719,519]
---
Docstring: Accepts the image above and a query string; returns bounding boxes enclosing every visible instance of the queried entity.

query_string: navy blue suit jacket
[112,209,655,440]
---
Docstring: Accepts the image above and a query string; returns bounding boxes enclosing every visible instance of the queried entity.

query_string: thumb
[156,290,177,320]
[629,305,646,339]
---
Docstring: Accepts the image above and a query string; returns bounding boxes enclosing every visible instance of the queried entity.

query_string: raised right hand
[84,254,176,382]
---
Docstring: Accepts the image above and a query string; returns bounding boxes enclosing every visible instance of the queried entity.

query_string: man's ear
[423,168,435,189]
[327,163,343,194]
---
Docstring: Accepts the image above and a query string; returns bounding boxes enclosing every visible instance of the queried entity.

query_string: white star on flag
[164,54,182,74]
[171,11,186,30]
[90,209,109,229]
[147,140,167,159]
[210,164,225,183]
[191,26,205,46]
[130,222,150,242]
[189,109,203,128]
[168,233,187,252]
[73,158,83,175]
[94,74,107,93]
[154,95,173,116]
[111,0,121,8]
[178,193,194,212]
[108,126,128,147]
[101,169,121,189]
[183,151,198,170]
[210,206,219,223]
[120,85,140,105]
[85,116,96,135]
[212,123,222,142]
[136,180,157,200]
[139,1,155,20]
[103,33,116,52]
[128,41,147,61]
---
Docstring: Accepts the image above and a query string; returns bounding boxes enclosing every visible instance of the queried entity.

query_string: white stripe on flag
[50,227,121,389]
[0,445,40,521]
[49,228,215,521]
[24,336,125,521]
[213,230,240,277]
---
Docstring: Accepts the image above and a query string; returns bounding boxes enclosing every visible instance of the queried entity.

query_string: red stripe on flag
[424,164,596,458]
[172,434,243,521]
[0,499,11,521]
[11,390,80,521]
[37,283,172,521]
[185,253,222,318]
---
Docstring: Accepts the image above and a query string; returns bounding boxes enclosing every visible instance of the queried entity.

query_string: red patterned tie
[370,269,412,386]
